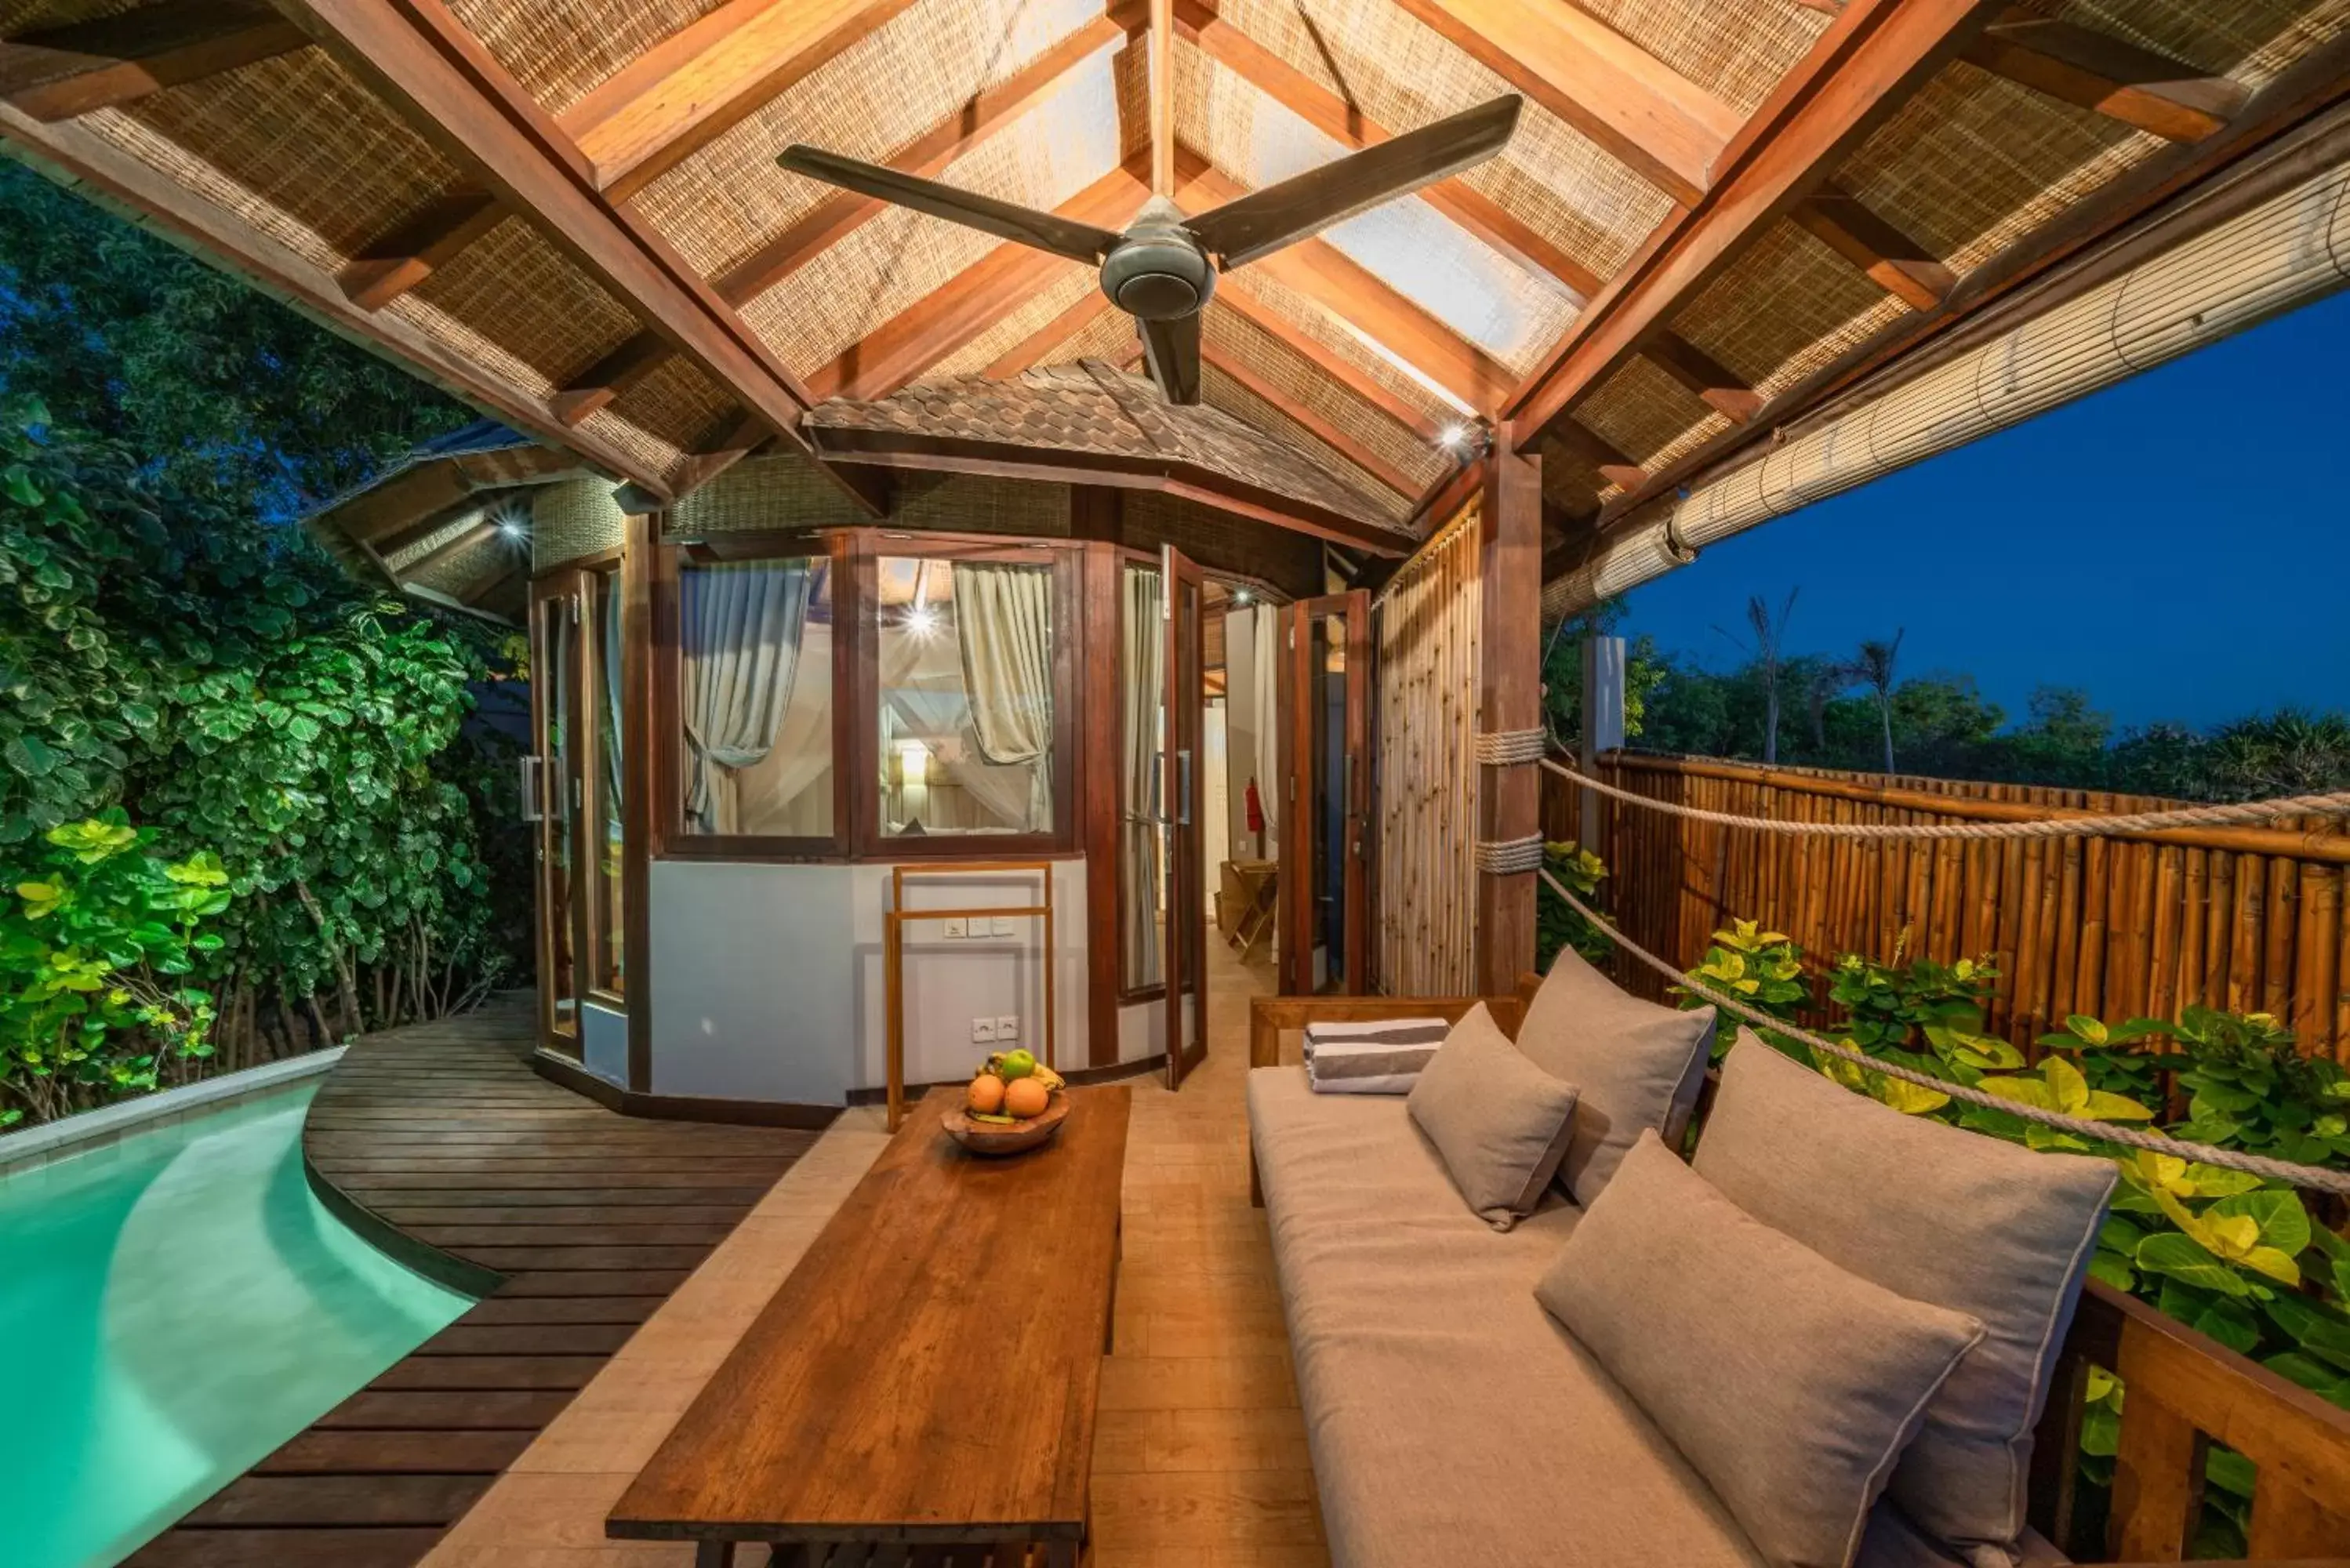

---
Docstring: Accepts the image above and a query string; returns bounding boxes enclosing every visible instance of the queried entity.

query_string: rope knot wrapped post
[1473,728,1549,767]
[1474,833,1547,875]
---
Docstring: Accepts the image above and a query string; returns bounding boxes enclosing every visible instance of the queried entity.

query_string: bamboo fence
[1374,498,1481,996]
[1545,753,2350,1064]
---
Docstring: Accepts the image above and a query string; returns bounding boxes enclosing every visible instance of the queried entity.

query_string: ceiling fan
[776,95,1522,406]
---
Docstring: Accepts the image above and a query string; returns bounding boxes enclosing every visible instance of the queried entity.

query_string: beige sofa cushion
[1248,1067,1769,1568]
[1537,1134,1984,1568]
[1694,1036,2117,1566]
[1516,946,1716,1203]
[1407,1003,1581,1230]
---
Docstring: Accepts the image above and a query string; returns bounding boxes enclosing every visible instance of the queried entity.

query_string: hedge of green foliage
[1,401,528,1126]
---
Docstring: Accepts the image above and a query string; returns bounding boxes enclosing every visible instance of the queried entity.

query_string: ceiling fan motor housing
[1101,233,1216,320]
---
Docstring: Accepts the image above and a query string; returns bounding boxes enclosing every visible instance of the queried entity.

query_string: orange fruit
[1002,1076,1049,1120]
[967,1074,1006,1116]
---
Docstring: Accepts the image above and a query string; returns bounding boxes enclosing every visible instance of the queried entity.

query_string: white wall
[1223,605,1271,862]
[648,857,1128,1105]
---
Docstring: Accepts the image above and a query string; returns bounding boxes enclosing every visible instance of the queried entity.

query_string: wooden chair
[1244,985,2350,1566]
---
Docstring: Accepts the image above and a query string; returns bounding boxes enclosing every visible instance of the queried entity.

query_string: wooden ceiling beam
[1215,278,1444,441]
[0,0,309,121]
[1549,418,1648,493]
[1963,8,2250,143]
[0,97,673,497]
[336,187,503,309]
[984,290,1118,379]
[1639,331,1762,423]
[392,514,500,580]
[272,0,828,472]
[1201,346,1420,497]
[1381,0,1742,206]
[1789,187,1954,310]
[1504,0,1996,445]
[804,164,1148,402]
[550,331,673,425]
[557,0,918,199]
[717,9,1139,306]
[1172,0,1600,300]
[1177,158,1514,412]
[667,409,776,499]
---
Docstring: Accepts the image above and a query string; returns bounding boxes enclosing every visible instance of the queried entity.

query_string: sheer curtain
[953,562,1055,832]
[1252,606,1280,850]
[681,561,813,834]
[1123,566,1164,988]
[878,630,1037,830]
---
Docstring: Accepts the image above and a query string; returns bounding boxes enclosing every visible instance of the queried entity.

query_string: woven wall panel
[1837,61,2155,280]
[890,470,1073,535]
[633,0,1108,280]
[921,269,1099,381]
[441,0,728,118]
[1375,497,1480,996]
[1059,302,1141,364]
[532,477,627,569]
[666,453,867,536]
[82,52,459,273]
[741,74,1122,372]
[1201,364,1400,507]
[408,215,639,393]
[1115,488,1324,593]
[1208,0,1673,276]
[1673,219,1908,401]
[0,0,142,32]
[1205,307,1448,492]
[383,509,485,575]
[604,354,738,453]
[408,528,517,597]
[1572,0,1827,115]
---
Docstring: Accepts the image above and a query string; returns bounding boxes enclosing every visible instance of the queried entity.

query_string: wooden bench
[1248,990,2350,1566]
[608,1084,1130,1567]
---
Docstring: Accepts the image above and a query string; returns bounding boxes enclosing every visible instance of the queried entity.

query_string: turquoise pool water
[0,1080,473,1568]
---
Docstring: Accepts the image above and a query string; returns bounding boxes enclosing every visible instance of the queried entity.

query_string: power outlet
[942,917,967,938]
[991,916,1014,937]
[971,1016,997,1044]
[995,1015,1019,1042]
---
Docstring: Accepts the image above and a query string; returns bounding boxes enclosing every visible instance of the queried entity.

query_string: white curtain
[879,630,1039,831]
[953,562,1055,832]
[1123,566,1164,987]
[1252,605,1280,849]
[681,561,813,834]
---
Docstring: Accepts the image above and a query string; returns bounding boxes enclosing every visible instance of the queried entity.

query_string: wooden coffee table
[608,1083,1131,1567]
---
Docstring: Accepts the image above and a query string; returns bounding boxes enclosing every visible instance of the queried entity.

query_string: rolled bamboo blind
[1375,497,1483,996]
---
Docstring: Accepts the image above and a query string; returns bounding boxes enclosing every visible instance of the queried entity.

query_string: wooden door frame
[528,568,592,1058]
[1278,590,1371,995]
[1162,544,1208,1090]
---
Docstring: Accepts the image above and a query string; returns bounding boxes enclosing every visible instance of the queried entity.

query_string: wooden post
[1579,633,1625,856]
[1475,440,1542,994]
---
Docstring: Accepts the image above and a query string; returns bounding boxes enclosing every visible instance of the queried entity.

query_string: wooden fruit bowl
[942,1092,1070,1156]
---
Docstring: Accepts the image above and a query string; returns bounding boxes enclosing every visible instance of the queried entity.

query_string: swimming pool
[0,1079,473,1568]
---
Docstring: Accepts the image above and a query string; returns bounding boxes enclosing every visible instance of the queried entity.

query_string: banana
[1031,1064,1066,1092]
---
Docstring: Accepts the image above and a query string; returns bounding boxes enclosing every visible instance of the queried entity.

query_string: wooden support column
[1077,508,1126,1068]
[1475,439,1542,993]
[621,510,658,1093]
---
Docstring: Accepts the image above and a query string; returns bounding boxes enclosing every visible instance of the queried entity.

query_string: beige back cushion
[1516,946,1716,1203]
[1693,1036,2118,1563]
[1407,1003,1582,1230]
[1538,1134,1982,1568]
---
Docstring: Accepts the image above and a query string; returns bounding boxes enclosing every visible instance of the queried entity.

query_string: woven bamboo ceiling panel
[4,0,2343,556]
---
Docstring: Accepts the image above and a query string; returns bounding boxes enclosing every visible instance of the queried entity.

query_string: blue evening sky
[1616,288,2350,734]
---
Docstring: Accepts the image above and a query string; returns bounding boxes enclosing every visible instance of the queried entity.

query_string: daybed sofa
[1244,956,2350,1568]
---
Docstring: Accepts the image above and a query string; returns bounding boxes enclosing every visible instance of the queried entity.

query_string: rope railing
[1542,755,2350,842]
[1537,868,2350,1196]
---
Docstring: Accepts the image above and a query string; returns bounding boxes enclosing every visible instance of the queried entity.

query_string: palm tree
[1716,589,1798,764]
[1855,630,1905,774]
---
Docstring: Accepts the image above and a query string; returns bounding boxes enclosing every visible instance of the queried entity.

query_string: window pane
[1121,564,1163,989]
[592,569,625,993]
[678,557,834,837]
[877,557,1055,837]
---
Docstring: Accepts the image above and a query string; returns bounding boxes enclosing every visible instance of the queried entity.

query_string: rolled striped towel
[1303,1018,1448,1087]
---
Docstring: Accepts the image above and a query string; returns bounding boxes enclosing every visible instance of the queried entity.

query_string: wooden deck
[126,997,821,1568]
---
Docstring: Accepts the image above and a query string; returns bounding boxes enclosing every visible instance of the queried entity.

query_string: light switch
[991,916,1014,937]
[996,1015,1019,1042]
[972,1017,997,1043]
[942,918,966,938]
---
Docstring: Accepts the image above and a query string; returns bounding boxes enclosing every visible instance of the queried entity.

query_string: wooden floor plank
[127,995,818,1568]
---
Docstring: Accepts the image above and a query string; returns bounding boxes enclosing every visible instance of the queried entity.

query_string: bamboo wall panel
[1374,498,1481,997]
[1545,755,2350,1064]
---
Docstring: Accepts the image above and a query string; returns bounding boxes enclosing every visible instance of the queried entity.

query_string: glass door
[1160,546,1207,1089]
[528,572,590,1057]
[1279,590,1370,994]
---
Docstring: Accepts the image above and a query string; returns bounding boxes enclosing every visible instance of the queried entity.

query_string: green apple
[997,1048,1037,1080]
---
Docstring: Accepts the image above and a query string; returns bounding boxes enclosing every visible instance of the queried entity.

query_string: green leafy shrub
[0,813,231,1123]
[1533,841,1610,971]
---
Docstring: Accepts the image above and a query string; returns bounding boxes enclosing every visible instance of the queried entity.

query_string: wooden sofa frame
[1247,989,2350,1567]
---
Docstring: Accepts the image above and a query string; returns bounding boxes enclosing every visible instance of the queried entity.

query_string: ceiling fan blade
[1140,313,1202,406]
[776,145,1121,264]
[1186,95,1523,270]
